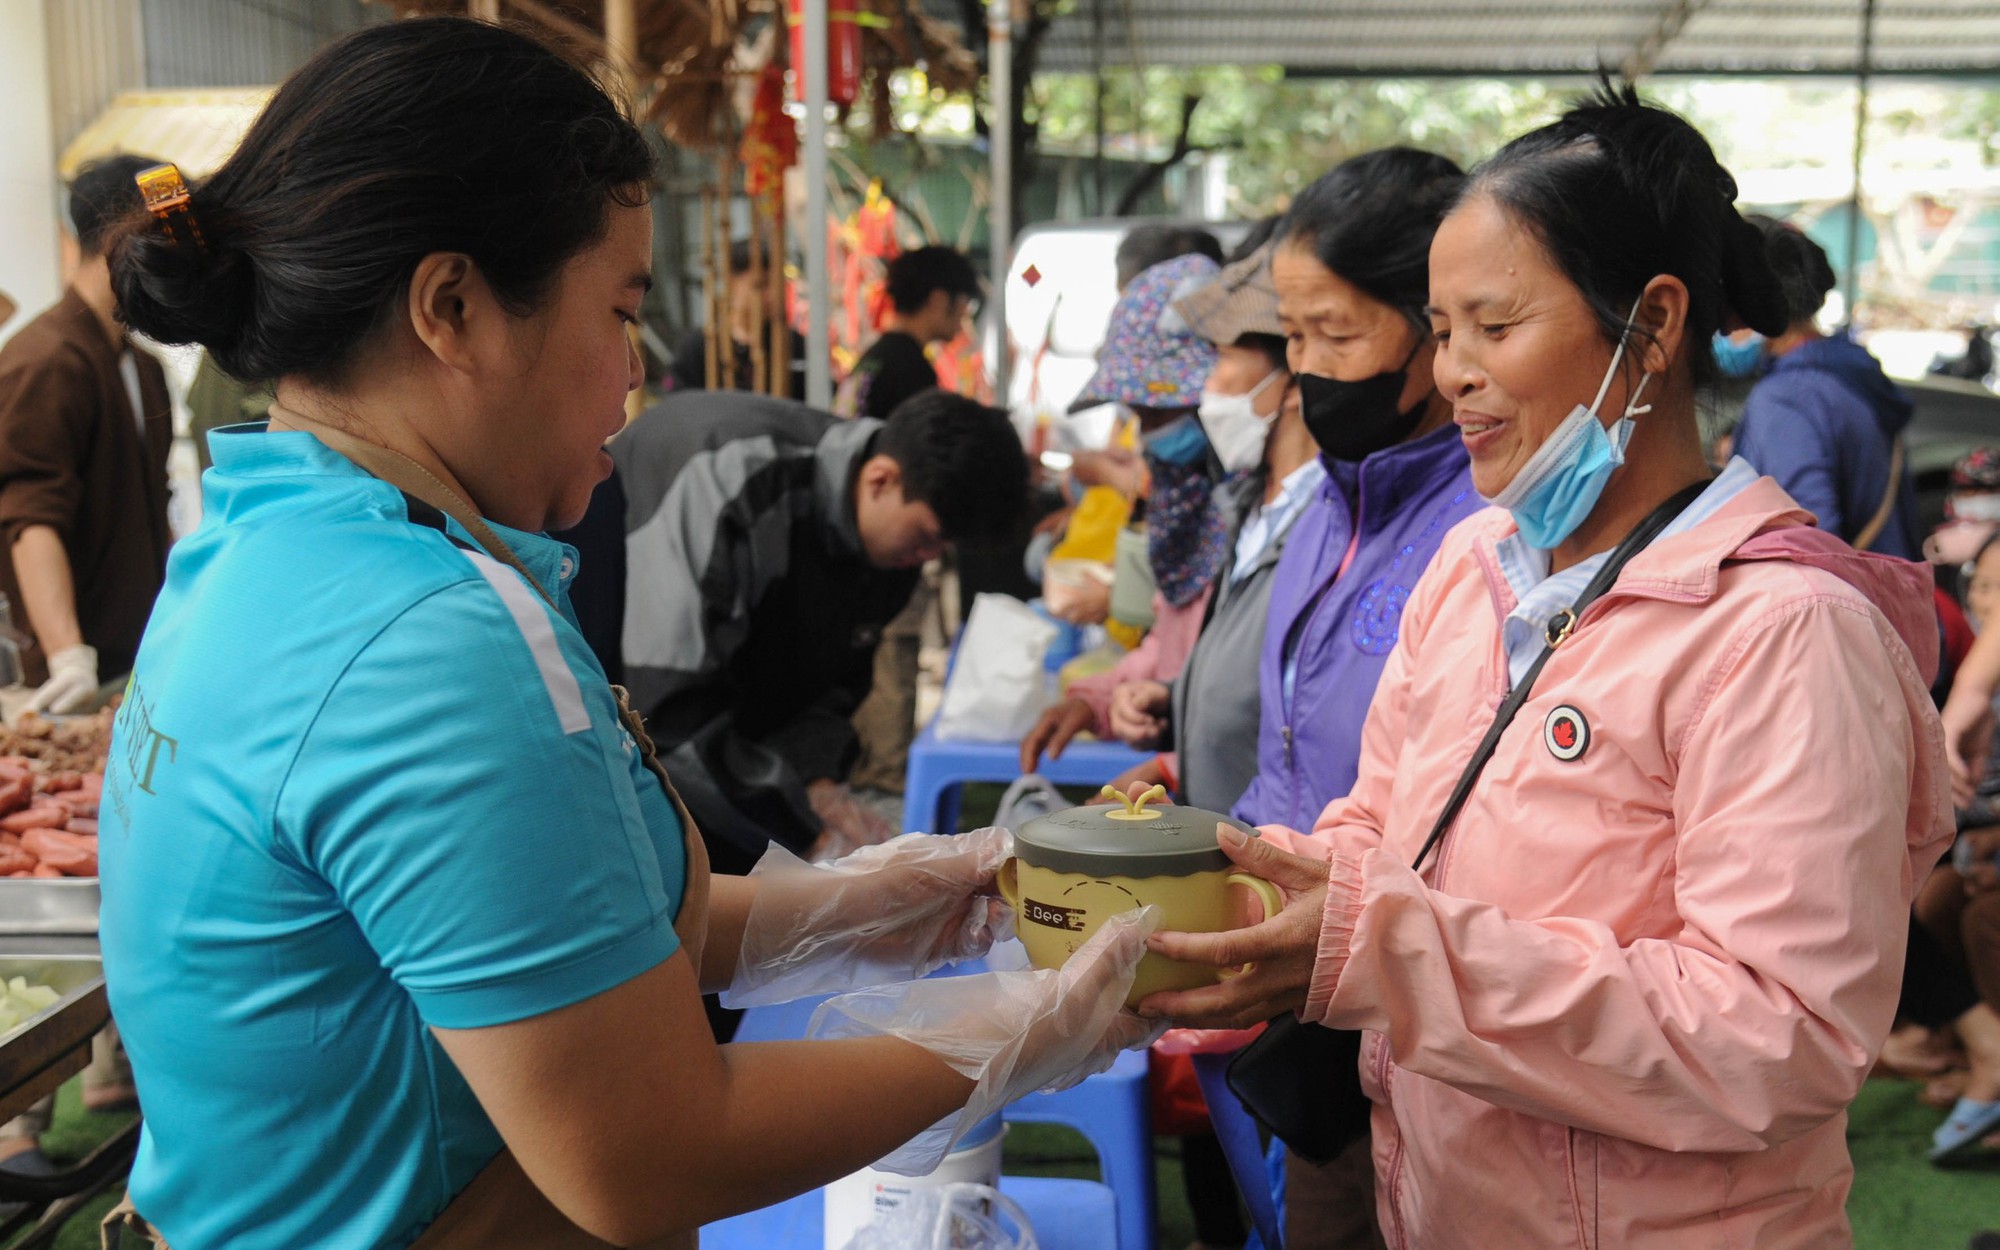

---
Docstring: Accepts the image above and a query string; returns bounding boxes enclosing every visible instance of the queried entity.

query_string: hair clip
[134,163,207,254]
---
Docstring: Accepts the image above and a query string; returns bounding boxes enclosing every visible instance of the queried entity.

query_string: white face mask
[1197,370,1284,473]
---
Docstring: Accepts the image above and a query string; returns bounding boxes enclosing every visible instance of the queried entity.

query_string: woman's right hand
[1109,680,1171,748]
[1020,698,1096,773]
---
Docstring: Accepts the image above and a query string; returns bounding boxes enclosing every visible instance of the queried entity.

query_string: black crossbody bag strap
[1406,477,1710,874]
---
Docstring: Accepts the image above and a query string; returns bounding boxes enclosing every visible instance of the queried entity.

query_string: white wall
[0,1,62,346]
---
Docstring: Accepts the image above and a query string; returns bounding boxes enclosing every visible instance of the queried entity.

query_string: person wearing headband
[1149,85,1949,1249]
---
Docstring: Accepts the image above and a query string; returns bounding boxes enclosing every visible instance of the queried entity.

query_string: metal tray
[0,949,106,1127]
[0,879,99,936]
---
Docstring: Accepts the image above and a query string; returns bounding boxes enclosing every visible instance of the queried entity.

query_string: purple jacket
[1232,423,1479,831]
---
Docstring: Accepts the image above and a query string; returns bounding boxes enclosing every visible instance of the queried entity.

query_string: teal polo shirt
[99,425,687,1250]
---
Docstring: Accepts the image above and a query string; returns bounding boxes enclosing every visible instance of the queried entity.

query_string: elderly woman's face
[1427,194,1646,500]
[1272,242,1434,415]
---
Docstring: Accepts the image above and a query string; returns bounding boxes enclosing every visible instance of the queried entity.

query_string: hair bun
[1717,211,1789,337]
[110,196,259,375]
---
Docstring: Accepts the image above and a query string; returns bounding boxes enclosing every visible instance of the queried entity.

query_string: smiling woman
[1148,85,1953,1250]
[92,17,1156,1250]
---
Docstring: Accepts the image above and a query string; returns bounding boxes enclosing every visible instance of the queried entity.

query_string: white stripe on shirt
[1495,456,1761,684]
[460,548,593,735]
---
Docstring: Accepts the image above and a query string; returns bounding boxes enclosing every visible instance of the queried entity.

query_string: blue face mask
[1712,331,1766,379]
[1141,412,1209,465]
[1483,301,1653,550]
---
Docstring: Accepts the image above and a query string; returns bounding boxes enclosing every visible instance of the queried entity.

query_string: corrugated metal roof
[1035,0,2000,77]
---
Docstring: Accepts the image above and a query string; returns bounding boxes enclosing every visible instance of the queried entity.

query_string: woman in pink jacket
[1145,86,1953,1248]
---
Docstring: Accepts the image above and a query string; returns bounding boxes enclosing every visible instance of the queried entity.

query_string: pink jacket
[1279,479,1950,1250]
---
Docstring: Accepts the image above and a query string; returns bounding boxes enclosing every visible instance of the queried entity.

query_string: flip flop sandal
[1930,1096,2000,1163]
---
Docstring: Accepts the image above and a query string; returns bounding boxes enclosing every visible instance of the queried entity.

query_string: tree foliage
[1032,68,1568,213]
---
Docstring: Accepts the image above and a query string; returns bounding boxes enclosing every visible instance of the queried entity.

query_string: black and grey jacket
[587,392,918,872]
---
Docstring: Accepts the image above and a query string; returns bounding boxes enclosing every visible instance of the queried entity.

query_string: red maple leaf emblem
[1552,719,1578,750]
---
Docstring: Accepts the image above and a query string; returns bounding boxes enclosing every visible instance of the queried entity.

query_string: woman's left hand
[720,826,1014,1008]
[1137,826,1334,1030]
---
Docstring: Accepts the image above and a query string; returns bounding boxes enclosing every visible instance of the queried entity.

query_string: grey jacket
[1167,473,1299,813]
[605,392,918,871]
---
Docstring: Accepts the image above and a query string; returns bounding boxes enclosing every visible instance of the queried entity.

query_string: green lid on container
[1013,786,1256,878]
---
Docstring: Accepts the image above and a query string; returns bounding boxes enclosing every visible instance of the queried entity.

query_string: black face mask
[1298,334,1428,463]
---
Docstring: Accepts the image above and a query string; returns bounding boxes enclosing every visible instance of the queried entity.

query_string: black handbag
[1226,480,1709,1165]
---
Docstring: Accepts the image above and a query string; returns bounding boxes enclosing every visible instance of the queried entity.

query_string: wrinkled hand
[1944,686,1997,809]
[1020,698,1095,773]
[723,826,1014,1008]
[1108,755,1167,798]
[1139,825,1332,1030]
[807,779,898,861]
[810,906,1166,1175]
[28,645,97,716]
[1108,680,1170,748]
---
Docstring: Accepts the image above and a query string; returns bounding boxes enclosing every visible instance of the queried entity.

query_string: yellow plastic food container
[996,787,1283,1008]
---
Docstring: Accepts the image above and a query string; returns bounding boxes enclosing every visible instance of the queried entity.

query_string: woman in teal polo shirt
[97,19,1154,1250]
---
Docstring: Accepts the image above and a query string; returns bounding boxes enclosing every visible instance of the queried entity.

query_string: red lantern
[788,0,861,108]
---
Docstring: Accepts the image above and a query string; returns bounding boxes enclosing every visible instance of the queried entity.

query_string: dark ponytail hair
[1748,214,1838,330]
[109,17,655,385]
[1461,81,1787,390]
[1276,148,1466,329]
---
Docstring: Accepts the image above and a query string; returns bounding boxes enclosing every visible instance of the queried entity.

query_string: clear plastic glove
[28,645,96,715]
[721,826,1015,1009]
[810,906,1167,1175]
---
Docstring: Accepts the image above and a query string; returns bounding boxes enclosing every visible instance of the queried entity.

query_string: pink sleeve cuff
[1302,849,1367,1024]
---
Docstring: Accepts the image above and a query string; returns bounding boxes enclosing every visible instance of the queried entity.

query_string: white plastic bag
[933,594,1058,742]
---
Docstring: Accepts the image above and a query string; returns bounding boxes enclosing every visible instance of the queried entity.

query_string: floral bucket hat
[1077,253,1221,410]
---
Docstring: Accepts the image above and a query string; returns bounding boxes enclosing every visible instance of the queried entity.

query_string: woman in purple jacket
[1221,149,1483,1250]
[1233,151,1483,836]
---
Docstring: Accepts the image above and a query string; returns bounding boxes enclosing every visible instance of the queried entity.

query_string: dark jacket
[1731,332,1921,559]
[589,391,917,871]
[0,287,172,682]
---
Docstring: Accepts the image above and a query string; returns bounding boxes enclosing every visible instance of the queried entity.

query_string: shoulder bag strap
[1852,438,1906,552]
[1407,478,1710,874]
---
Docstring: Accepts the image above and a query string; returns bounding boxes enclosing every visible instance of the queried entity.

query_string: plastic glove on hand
[809,905,1166,1175]
[721,825,1015,1008]
[28,646,97,715]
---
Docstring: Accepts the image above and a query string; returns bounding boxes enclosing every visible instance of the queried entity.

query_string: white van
[994,218,1250,435]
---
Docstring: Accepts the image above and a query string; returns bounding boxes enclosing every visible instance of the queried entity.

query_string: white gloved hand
[28,645,97,715]
[809,905,1167,1175]
[720,826,1014,1009]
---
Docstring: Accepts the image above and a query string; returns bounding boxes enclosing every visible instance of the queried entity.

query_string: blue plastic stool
[1193,1050,1284,1250]
[903,722,1151,834]
[1002,1048,1155,1250]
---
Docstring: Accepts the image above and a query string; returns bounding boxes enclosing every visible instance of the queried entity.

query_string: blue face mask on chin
[1141,412,1210,465]
[1483,300,1654,550]
[1712,331,1766,379]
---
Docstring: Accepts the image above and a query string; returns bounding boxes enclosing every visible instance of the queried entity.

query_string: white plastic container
[823,1114,1006,1250]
